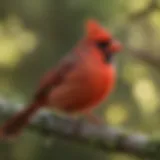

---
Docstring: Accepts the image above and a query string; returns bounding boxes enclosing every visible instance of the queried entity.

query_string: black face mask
[96,41,113,63]
[105,52,113,63]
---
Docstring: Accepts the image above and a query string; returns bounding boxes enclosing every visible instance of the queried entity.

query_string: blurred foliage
[0,0,160,160]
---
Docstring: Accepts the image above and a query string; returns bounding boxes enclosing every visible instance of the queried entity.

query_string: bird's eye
[96,40,111,50]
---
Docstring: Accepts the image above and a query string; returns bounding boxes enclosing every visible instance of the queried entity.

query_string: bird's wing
[34,54,77,101]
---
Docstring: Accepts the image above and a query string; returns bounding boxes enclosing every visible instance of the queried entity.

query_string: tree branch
[123,0,160,71]
[124,0,160,70]
[0,97,160,159]
[129,0,160,21]
[126,47,160,70]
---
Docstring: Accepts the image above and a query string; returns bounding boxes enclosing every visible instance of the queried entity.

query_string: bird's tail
[0,101,41,139]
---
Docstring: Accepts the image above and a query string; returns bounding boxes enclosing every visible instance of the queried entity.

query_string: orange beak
[110,40,122,53]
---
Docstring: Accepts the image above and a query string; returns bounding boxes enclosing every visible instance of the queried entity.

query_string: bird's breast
[83,63,116,105]
[48,59,116,113]
[64,61,116,111]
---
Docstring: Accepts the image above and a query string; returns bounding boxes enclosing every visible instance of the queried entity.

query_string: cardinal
[0,19,122,139]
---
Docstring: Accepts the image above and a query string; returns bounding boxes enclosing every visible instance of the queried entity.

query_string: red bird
[0,19,122,139]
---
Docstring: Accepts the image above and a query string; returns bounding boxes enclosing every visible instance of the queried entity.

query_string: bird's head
[85,19,122,62]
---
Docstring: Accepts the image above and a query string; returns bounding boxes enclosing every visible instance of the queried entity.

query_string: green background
[0,0,160,160]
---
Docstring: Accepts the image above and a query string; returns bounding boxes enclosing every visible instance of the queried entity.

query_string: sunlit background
[0,0,160,160]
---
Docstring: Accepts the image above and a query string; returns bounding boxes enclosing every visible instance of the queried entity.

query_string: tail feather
[0,102,41,139]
